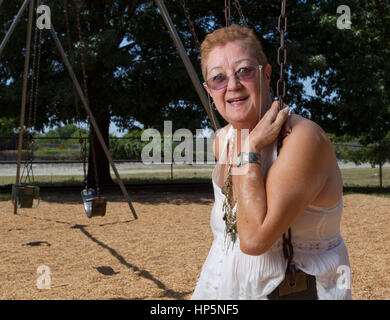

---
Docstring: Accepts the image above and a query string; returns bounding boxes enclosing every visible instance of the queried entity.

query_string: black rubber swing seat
[12,184,40,209]
[81,188,107,218]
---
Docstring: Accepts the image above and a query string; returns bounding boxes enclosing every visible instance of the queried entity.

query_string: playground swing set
[1,0,139,218]
[0,0,285,220]
[2,0,317,301]
[0,0,225,219]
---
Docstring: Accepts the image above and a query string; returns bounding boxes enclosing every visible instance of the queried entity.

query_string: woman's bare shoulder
[277,114,335,175]
[278,114,342,207]
[283,114,343,208]
[287,114,332,145]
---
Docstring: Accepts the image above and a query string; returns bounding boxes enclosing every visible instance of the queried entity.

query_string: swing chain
[225,0,231,27]
[22,0,42,184]
[64,0,88,189]
[82,139,88,188]
[180,0,201,51]
[90,128,100,195]
[32,1,42,135]
[64,0,81,130]
[276,0,287,109]
[75,0,101,196]
[233,0,248,28]
[226,0,248,28]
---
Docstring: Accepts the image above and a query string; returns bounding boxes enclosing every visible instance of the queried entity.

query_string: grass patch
[1,167,389,199]
[340,167,390,188]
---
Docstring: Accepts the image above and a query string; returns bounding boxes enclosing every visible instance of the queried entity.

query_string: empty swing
[65,0,107,218]
[12,10,42,209]
[80,134,107,218]
[13,135,40,208]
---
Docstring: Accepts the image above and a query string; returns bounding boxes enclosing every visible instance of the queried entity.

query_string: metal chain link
[23,0,42,184]
[64,0,81,127]
[225,0,231,27]
[282,228,293,265]
[32,21,42,135]
[75,0,100,195]
[276,0,287,110]
[27,0,41,134]
[277,0,296,285]
[179,0,201,50]
[226,0,249,28]
[233,0,248,28]
[64,0,88,188]
[276,0,287,156]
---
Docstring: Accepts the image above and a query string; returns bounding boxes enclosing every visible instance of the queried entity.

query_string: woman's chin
[226,110,258,129]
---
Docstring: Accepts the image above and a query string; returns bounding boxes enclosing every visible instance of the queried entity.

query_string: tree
[1,1,149,188]
[332,132,390,187]
[0,117,18,152]
[1,0,389,188]
[295,1,390,145]
[0,117,17,136]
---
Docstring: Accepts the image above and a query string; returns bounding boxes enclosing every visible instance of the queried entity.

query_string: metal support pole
[49,25,138,220]
[0,0,31,56]
[14,0,35,214]
[154,0,221,131]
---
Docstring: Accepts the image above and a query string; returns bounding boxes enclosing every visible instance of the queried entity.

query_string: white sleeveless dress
[191,127,352,300]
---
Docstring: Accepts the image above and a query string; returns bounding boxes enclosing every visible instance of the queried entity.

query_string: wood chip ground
[0,193,388,300]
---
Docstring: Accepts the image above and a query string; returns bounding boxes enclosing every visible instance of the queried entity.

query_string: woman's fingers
[266,101,289,127]
[274,106,289,128]
[250,102,291,150]
[266,101,289,122]
[266,101,280,121]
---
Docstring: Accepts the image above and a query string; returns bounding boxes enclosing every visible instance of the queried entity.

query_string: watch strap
[237,152,261,167]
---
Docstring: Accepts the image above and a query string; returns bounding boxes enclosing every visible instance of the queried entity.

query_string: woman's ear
[203,82,211,96]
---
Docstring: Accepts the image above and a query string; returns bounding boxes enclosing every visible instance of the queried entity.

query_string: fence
[0,136,389,188]
[0,135,215,188]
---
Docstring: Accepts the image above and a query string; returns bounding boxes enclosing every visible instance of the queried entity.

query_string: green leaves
[0,0,388,160]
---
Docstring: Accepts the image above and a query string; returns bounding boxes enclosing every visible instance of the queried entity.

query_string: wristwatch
[237,152,261,167]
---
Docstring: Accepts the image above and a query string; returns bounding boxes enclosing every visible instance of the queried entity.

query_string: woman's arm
[236,112,333,255]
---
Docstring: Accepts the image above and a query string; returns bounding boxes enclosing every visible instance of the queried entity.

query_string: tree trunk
[379,162,383,188]
[87,110,113,192]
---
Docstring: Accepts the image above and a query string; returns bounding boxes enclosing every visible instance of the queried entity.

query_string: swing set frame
[0,0,139,218]
[0,0,221,218]
[1,0,261,218]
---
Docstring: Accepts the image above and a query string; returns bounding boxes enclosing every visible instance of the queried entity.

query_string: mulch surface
[0,193,388,300]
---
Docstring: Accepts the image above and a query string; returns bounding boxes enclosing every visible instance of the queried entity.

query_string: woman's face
[204,41,270,130]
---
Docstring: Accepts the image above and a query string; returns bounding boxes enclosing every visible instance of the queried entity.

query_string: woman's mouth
[227,96,248,106]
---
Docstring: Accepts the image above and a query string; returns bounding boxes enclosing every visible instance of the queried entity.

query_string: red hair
[200,24,268,80]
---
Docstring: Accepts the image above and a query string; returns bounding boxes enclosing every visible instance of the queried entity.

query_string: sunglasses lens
[207,66,258,90]
[237,67,257,82]
[209,79,227,90]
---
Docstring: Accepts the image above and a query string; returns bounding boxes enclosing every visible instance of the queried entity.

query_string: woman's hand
[247,101,291,153]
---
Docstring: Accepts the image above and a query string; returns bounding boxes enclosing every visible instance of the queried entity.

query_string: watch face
[237,153,243,167]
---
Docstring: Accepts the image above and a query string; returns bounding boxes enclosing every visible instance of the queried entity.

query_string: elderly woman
[191,25,352,300]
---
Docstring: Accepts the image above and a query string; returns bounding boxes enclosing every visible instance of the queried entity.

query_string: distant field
[0,166,389,187]
[0,166,389,202]
[0,166,213,186]
[341,167,390,188]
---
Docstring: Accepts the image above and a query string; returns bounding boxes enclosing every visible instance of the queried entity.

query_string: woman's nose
[226,73,242,90]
